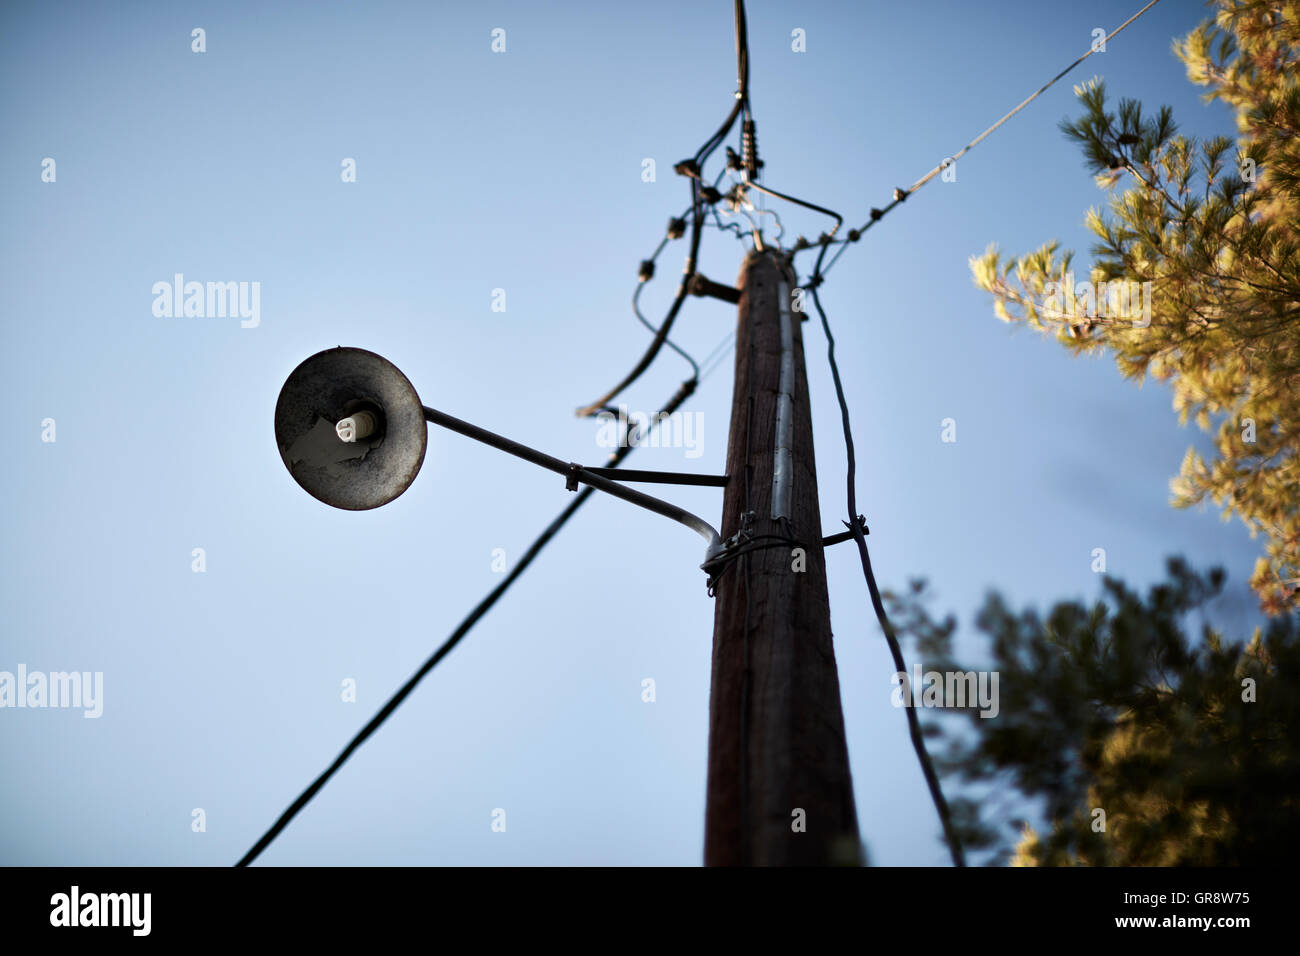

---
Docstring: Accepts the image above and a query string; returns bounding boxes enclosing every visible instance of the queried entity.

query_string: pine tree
[970,1,1300,614]
[887,560,1300,866]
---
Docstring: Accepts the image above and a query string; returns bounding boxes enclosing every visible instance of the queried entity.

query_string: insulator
[742,120,760,179]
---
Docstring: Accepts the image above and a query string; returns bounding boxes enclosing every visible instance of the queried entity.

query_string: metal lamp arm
[422,406,724,566]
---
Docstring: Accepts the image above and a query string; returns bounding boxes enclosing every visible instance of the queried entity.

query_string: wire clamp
[565,463,582,492]
[704,510,811,595]
[821,514,869,548]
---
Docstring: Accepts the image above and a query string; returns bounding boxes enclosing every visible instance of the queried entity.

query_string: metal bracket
[578,467,728,487]
[688,272,741,304]
[822,515,868,548]
[703,511,757,580]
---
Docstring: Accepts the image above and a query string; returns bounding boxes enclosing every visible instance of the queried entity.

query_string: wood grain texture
[704,249,860,866]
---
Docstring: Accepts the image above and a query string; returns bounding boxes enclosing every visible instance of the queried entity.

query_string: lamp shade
[274,347,427,510]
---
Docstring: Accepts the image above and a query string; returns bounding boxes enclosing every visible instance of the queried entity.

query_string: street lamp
[274,347,724,567]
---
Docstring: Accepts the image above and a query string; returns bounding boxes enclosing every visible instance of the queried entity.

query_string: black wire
[709,201,749,242]
[693,0,748,166]
[707,533,802,574]
[631,167,733,377]
[705,535,803,593]
[813,194,905,282]
[745,180,843,237]
[735,0,749,103]
[698,330,737,384]
[745,201,785,248]
[235,380,698,866]
[575,178,705,418]
[810,0,1163,285]
[634,280,699,377]
[769,0,1166,850]
[577,2,751,417]
[634,215,699,378]
[770,12,1160,839]
[807,241,966,867]
[241,0,1158,868]
[732,179,839,256]
[699,328,736,373]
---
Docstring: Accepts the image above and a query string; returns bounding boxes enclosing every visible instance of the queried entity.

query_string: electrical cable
[634,279,699,377]
[709,179,762,247]
[575,180,704,419]
[695,0,750,166]
[575,1,752,418]
[709,204,750,243]
[704,533,803,593]
[746,180,842,238]
[630,165,734,377]
[235,380,699,867]
[698,330,737,383]
[741,197,785,248]
[762,0,1167,863]
[700,345,734,383]
[909,0,1162,196]
[810,0,1163,283]
[236,0,1162,868]
[634,218,700,378]
[806,240,966,867]
[735,204,767,250]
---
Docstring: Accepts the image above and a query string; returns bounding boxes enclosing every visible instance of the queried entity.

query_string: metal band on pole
[770,278,795,522]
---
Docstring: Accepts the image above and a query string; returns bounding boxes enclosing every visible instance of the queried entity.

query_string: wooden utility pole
[704,248,860,866]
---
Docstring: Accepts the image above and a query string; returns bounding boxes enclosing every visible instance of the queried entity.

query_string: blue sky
[0,0,1265,866]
